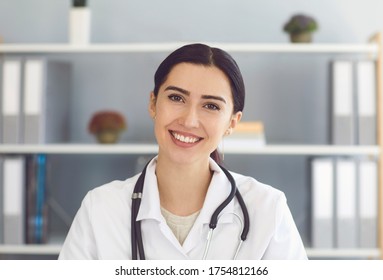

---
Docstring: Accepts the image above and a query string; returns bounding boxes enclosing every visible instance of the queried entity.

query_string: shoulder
[231,171,286,209]
[82,173,140,209]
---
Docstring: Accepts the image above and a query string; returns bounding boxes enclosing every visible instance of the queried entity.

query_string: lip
[169,130,203,147]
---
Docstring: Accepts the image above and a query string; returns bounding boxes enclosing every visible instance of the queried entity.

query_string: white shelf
[0,144,379,156]
[0,244,62,255]
[306,248,381,259]
[0,244,380,259]
[0,43,378,54]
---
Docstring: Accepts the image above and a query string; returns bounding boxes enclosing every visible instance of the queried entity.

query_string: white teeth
[172,132,200,143]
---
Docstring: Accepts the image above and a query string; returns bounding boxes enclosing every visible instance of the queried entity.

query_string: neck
[155,155,212,216]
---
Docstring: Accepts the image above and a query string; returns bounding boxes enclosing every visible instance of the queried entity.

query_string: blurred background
[0,0,382,259]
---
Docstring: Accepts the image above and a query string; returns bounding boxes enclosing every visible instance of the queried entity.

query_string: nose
[179,106,200,128]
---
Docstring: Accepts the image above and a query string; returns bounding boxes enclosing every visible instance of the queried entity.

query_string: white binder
[311,157,334,248]
[2,156,25,244]
[1,58,23,143]
[331,60,355,145]
[335,158,357,248]
[358,159,378,248]
[22,58,71,144]
[356,60,376,145]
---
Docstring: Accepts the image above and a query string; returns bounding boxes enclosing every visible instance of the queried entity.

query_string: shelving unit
[1,38,382,260]
[0,42,378,53]
[0,144,379,156]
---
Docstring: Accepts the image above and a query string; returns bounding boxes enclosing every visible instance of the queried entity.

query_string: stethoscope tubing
[131,160,250,260]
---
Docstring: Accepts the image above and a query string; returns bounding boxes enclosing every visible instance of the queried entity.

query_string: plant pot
[290,32,312,43]
[69,7,91,44]
[95,130,120,144]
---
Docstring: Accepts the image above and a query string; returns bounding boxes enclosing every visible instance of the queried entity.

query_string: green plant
[73,0,87,7]
[283,14,318,34]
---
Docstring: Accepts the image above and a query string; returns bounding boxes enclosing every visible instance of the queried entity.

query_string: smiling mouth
[170,131,203,144]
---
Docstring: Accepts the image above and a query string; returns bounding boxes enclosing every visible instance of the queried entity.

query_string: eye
[204,103,220,111]
[168,94,184,103]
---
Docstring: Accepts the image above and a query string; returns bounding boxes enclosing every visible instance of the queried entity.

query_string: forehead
[162,63,232,97]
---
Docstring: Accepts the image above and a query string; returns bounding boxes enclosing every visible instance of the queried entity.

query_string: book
[331,60,355,145]
[356,60,376,145]
[223,121,266,149]
[22,58,71,144]
[311,157,335,248]
[26,154,48,244]
[0,58,23,143]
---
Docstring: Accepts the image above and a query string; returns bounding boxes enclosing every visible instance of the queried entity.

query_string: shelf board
[0,43,378,54]
[0,244,380,258]
[306,248,381,259]
[0,144,379,156]
[0,244,61,255]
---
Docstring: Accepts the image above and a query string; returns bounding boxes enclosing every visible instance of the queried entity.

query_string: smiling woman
[58,43,307,260]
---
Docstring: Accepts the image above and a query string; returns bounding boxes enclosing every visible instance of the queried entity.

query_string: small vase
[96,130,120,144]
[290,32,312,43]
[69,7,91,44]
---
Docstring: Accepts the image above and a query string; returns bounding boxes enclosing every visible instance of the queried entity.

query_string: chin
[162,149,209,166]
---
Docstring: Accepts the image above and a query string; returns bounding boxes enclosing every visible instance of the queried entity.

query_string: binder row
[0,154,49,244]
[0,57,71,245]
[0,56,71,144]
[331,60,376,145]
[311,157,378,249]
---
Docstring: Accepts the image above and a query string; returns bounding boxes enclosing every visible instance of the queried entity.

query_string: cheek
[205,118,227,138]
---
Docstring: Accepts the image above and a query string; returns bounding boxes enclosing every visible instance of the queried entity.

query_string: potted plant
[88,111,127,144]
[283,14,318,43]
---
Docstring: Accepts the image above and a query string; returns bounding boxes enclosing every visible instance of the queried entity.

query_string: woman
[59,43,307,260]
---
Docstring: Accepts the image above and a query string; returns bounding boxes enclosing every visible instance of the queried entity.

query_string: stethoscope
[131,159,250,260]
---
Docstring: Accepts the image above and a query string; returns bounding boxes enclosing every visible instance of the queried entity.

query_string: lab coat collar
[136,156,235,224]
[136,157,163,222]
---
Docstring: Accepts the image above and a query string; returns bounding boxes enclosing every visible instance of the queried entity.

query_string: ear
[226,111,242,135]
[148,92,157,119]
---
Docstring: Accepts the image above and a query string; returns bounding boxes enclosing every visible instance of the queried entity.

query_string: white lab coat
[59,157,307,260]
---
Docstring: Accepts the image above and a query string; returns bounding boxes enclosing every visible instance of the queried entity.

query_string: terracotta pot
[290,32,312,43]
[96,130,120,144]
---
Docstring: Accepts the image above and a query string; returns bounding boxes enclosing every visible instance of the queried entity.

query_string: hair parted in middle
[152,43,246,163]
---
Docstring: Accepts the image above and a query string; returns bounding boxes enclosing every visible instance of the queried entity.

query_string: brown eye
[204,103,220,111]
[168,94,184,102]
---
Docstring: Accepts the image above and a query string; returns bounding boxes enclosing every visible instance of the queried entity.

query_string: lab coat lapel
[135,157,187,255]
[182,159,235,255]
[135,157,163,222]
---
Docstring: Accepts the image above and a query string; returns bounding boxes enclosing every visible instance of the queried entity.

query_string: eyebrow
[164,85,227,104]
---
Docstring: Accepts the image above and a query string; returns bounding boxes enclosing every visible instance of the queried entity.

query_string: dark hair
[153,43,246,163]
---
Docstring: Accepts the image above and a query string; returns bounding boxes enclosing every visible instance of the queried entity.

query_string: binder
[358,159,378,248]
[356,60,376,145]
[1,58,23,143]
[25,154,48,244]
[2,156,25,244]
[331,60,355,145]
[311,157,334,248]
[22,58,71,144]
[335,158,357,248]
[0,157,3,243]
